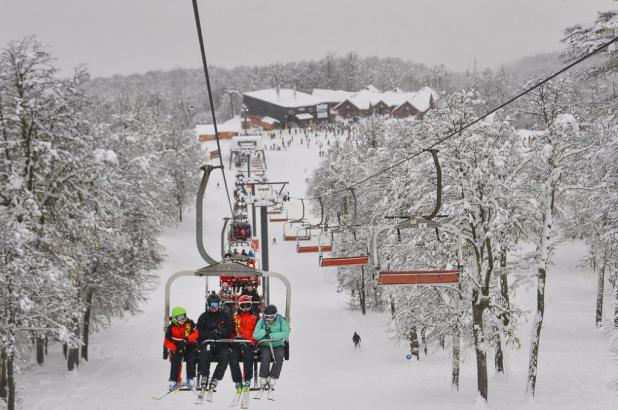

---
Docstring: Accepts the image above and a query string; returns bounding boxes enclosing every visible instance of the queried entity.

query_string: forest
[0,8,617,410]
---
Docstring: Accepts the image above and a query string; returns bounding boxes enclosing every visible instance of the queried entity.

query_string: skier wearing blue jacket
[253,304,290,389]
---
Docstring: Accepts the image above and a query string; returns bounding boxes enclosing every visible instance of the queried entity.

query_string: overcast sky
[1,0,615,78]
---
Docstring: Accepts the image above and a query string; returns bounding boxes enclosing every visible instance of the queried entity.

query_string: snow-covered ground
[19,131,617,409]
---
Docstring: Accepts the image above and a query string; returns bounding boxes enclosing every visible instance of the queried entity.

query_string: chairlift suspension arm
[196,165,220,266]
[422,149,442,221]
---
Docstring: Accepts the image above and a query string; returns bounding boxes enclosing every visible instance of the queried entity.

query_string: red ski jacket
[164,319,198,352]
[233,312,257,344]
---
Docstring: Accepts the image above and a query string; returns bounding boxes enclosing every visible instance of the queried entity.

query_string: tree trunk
[595,261,605,326]
[67,347,79,371]
[81,287,95,361]
[526,186,554,398]
[452,326,460,390]
[359,266,366,315]
[178,202,183,223]
[421,327,427,356]
[526,266,546,397]
[36,333,45,365]
[63,343,68,359]
[614,285,618,328]
[390,294,396,319]
[0,347,7,400]
[472,291,488,401]
[67,314,81,371]
[409,326,420,360]
[6,350,15,410]
[495,335,504,374]
[496,247,509,373]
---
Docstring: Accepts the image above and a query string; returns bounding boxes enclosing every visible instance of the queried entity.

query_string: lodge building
[240,85,437,129]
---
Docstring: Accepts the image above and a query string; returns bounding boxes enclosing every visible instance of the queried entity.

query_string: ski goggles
[263,314,276,322]
[239,302,252,310]
[208,301,221,309]
[175,314,187,322]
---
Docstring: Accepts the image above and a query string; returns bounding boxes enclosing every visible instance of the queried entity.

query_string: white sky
[1,0,616,78]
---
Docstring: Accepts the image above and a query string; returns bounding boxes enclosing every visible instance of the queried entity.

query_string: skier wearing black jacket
[197,293,234,391]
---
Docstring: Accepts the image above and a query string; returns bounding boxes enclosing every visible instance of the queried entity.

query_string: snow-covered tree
[563,10,618,78]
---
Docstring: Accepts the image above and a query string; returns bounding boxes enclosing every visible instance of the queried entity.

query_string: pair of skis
[230,388,251,408]
[254,383,275,401]
[151,383,196,401]
[195,384,215,404]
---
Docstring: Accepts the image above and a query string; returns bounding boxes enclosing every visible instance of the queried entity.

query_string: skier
[164,307,199,391]
[241,284,261,316]
[272,237,277,245]
[253,304,290,391]
[229,295,258,395]
[219,282,236,316]
[352,331,361,348]
[197,293,234,392]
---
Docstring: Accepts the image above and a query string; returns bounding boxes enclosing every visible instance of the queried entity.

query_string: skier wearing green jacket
[253,304,290,389]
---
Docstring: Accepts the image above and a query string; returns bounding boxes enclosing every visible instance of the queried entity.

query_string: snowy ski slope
[20,133,617,410]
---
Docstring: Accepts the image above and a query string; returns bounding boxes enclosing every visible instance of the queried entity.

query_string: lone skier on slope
[197,293,233,392]
[353,331,361,348]
[164,307,199,391]
[253,304,290,390]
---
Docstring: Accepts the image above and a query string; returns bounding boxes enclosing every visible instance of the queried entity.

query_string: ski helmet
[263,304,277,323]
[238,295,252,311]
[171,306,187,325]
[207,292,222,311]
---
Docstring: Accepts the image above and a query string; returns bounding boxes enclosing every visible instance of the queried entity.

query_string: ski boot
[242,381,251,393]
[168,381,178,392]
[235,382,244,394]
[208,378,219,392]
[184,378,195,390]
[259,377,269,389]
[200,376,209,390]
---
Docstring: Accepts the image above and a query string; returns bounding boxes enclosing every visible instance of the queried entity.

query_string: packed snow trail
[20,133,617,409]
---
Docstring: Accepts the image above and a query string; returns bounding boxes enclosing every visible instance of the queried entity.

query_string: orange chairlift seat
[297,229,332,253]
[267,203,284,215]
[269,208,289,222]
[318,188,369,267]
[319,227,368,267]
[377,269,460,285]
[282,199,311,240]
[371,218,463,286]
[370,150,463,286]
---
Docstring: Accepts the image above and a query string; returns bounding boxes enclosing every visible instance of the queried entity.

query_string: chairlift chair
[297,229,333,253]
[269,208,289,222]
[319,227,369,267]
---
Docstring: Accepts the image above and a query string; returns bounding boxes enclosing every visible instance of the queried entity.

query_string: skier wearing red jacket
[229,295,258,393]
[164,306,199,391]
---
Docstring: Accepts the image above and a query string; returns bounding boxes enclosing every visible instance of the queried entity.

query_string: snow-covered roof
[244,88,321,108]
[295,113,314,121]
[334,87,438,112]
[195,116,242,136]
[261,116,279,125]
[311,89,355,104]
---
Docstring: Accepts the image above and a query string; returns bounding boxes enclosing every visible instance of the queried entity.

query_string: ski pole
[268,340,276,365]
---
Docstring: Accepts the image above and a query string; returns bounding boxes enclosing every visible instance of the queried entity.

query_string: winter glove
[235,335,244,340]
[175,340,187,356]
[264,331,271,340]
